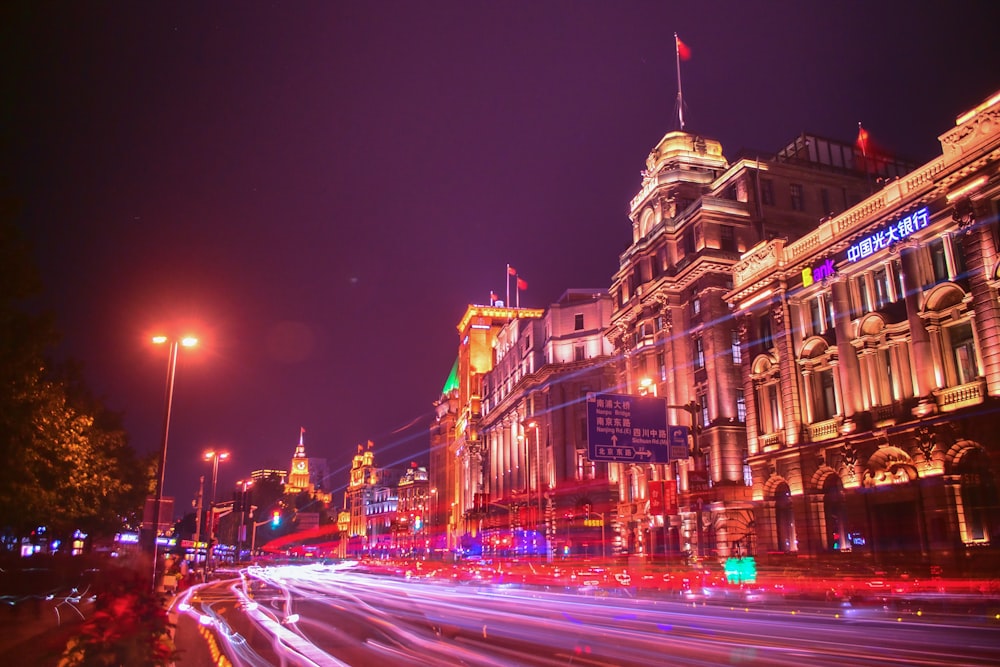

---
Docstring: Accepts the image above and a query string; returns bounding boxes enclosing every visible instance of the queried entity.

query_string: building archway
[774,482,797,552]
[951,445,999,545]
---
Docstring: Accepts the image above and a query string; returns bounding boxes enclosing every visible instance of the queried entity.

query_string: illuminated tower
[285,427,312,494]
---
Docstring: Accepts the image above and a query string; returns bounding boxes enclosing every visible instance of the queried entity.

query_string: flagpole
[674,32,685,130]
[506,264,511,309]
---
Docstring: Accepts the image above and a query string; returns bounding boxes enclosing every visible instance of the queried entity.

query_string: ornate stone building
[608,128,881,562]
[392,463,430,556]
[726,89,1000,573]
[429,304,544,554]
[475,289,618,559]
[342,440,401,557]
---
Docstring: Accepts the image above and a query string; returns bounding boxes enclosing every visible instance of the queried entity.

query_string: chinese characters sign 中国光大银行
[587,393,687,463]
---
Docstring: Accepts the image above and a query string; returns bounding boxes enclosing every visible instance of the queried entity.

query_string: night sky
[3,2,999,512]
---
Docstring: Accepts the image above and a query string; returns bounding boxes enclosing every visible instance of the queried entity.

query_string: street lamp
[203,449,229,575]
[236,479,253,561]
[150,334,197,593]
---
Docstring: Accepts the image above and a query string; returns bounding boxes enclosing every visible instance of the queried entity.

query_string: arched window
[750,355,782,437]
[956,449,998,544]
[798,338,840,425]
[923,283,981,389]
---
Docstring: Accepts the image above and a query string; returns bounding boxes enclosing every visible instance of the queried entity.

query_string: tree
[0,204,149,548]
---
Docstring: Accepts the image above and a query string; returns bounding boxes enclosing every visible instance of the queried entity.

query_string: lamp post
[236,479,253,562]
[150,334,197,593]
[203,449,229,575]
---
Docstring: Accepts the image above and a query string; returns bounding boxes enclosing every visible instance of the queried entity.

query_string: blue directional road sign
[587,392,672,463]
[668,424,690,460]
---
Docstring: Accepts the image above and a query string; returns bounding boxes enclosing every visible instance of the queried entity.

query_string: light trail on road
[174,562,1000,666]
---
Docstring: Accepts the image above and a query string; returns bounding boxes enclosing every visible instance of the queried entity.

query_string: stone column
[830,277,864,420]
[899,244,937,413]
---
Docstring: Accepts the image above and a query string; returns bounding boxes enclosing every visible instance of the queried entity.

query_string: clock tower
[286,427,312,493]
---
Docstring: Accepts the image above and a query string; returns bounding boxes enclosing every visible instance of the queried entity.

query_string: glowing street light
[150,334,197,592]
[203,449,229,575]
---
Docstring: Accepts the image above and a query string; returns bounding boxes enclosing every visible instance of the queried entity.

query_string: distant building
[393,463,430,556]
[251,468,286,484]
[342,440,402,557]
[283,428,332,505]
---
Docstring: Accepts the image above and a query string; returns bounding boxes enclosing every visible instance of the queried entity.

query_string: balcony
[758,432,783,452]
[933,378,986,413]
[807,417,842,442]
[870,403,897,425]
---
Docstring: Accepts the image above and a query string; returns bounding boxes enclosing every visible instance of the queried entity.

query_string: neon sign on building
[846,207,929,263]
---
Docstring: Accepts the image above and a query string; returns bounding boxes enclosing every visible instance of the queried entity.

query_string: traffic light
[272,510,281,527]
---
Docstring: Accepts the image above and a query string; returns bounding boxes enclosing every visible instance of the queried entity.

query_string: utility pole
[194,475,204,562]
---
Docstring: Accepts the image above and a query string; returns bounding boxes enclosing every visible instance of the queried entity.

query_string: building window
[692,297,701,316]
[736,389,747,422]
[698,392,709,428]
[873,267,891,309]
[811,368,838,421]
[574,345,585,362]
[790,183,805,211]
[720,224,736,252]
[759,314,773,350]
[929,238,949,284]
[683,226,696,255]
[694,336,705,369]
[948,321,978,385]
[820,188,831,215]
[754,378,783,436]
[574,313,584,331]
[809,297,824,335]
[657,351,667,381]
[731,330,742,364]
[761,179,775,206]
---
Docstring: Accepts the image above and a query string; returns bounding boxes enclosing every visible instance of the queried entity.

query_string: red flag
[856,123,869,157]
[517,277,528,290]
[490,291,498,303]
[676,35,691,61]
[507,265,517,276]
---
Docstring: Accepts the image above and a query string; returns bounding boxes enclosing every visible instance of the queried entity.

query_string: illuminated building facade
[476,289,619,558]
[251,468,287,484]
[608,128,881,561]
[283,428,332,504]
[393,463,430,556]
[342,440,401,556]
[430,304,544,554]
[727,90,1000,572]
